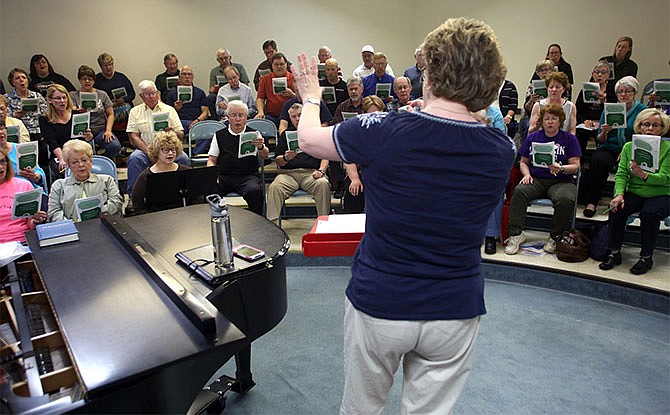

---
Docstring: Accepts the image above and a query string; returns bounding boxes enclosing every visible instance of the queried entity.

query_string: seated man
[319,58,349,116]
[209,48,250,95]
[155,53,180,102]
[353,45,395,79]
[362,53,396,102]
[385,76,413,111]
[253,40,292,91]
[207,100,269,215]
[255,52,296,126]
[332,77,365,124]
[216,66,256,121]
[165,66,209,134]
[278,87,332,136]
[403,47,425,99]
[266,103,331,223]
[126,80,190,196]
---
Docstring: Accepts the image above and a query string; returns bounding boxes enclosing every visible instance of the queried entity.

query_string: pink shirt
[0,177,36,243]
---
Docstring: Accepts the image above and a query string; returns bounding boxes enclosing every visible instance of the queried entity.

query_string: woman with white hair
[582,76,647,217]
[47,139,122,222]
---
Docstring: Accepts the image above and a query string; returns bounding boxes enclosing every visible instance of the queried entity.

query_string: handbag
[556,229,590,262]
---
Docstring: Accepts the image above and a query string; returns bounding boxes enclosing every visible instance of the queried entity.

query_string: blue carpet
[215,266,669,414]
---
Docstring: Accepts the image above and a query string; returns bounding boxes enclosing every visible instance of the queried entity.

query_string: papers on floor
[79,92,97,110]
[74,194,104,222]
[6,125,20,143]
[604,103,626,129]
[71,112,90,138]
[285,131,301,153]
[531,141,555,167]
[375,83,392,99]
[238,131,258,158]
[273,77,287,94]
[581,82,600,104]
[632,134,661,173]
[315,214,366,234]
[15,141,38,170]
[532,80,548,98]
[153,112,169,132]
[520,242,547,257]
[11,188,42,220]
[177,85,193,103]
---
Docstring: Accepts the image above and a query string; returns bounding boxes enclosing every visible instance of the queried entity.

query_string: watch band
[305,97,320,106]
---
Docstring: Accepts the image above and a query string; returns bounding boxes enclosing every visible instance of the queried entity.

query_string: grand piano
[0,204,289,413]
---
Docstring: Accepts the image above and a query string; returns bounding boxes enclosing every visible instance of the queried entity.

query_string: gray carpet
[213,266,669,414]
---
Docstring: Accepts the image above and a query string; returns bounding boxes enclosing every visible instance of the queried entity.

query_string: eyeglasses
[616,89,635,95]
[593,70,609,75]
[181,73,194,77]
[640,122,662,129]
[69,158,90,166]
[142,91,159,97]
[160,147,176,154]
[0,158,7,165]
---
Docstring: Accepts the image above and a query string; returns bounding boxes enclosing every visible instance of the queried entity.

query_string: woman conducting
[599,109,670,275]
[292,18,515,414]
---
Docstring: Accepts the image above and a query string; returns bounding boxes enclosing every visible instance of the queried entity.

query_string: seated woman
[519,60,554,141]
[582,76,647,217]
[131,130,191,214]
[599,109,670,275]
[505,103,582,255]
[575,60,617,154]
[5,68,49,169]
[0,95,30,143]
[0,146,47,244]
[0,123,47,194]
[28,54,76,96]
[70,65,121,160]
[528,71,577,136]
[598,36,637,83]
[47,139,123,222]
[39,84,94,179]
[342,95,386,213]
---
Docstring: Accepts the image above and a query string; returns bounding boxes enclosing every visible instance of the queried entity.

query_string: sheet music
[315,214,366,234]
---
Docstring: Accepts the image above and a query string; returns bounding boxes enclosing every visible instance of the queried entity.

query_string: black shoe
[630,257,653,275]
[599,252,622,270]
[484,237,497,255]
[583,207,595,218]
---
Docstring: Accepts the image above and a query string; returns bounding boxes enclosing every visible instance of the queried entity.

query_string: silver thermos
[206,194,234,269]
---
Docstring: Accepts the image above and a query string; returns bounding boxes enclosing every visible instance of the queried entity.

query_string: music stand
[145,166,219,211]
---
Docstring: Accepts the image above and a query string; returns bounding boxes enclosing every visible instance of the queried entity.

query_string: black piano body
[0,204,289,413]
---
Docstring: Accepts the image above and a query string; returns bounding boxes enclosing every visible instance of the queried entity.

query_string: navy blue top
[362,73,397,99]
[333,111,516,320]
[165,85,207,121]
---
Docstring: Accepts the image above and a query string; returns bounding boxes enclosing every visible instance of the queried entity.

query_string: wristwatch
[305,97,320,107]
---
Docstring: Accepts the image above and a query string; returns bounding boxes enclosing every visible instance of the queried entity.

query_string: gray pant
[508,177,577,238]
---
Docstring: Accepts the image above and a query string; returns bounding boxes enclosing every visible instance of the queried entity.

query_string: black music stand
[145,166,219,211]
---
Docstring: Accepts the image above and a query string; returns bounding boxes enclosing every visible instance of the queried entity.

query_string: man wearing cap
[352,45,395,79]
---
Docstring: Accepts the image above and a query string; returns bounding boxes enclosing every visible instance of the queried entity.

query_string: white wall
[1,0,668,104]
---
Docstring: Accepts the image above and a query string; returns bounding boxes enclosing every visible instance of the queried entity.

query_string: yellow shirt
[5,116,31,143]
[126,101,183,146]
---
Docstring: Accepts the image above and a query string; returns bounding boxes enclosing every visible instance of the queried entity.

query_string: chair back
[188,120,225,163]
[65,155,118,186]
[247,119,278,140]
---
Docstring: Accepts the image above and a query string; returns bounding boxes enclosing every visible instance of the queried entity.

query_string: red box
[301,215,364,257]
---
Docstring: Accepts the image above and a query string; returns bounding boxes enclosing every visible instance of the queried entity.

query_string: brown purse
[556,229,590,262]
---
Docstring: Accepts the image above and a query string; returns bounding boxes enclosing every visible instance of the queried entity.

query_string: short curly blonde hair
[362,95,385,112]
[422,17,506,112]
[148,130,182,163]
[634,108,670,136]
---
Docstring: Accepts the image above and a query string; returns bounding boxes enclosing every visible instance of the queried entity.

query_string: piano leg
[233,344,256,394]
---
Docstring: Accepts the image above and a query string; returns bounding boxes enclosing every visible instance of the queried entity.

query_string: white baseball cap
[361,45,375,53]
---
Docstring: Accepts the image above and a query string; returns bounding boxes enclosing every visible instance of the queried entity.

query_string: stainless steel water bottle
[206,194,234,269]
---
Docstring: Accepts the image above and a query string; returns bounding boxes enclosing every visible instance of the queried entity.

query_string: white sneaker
[543,237,557,253]
[504,233,526,255]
